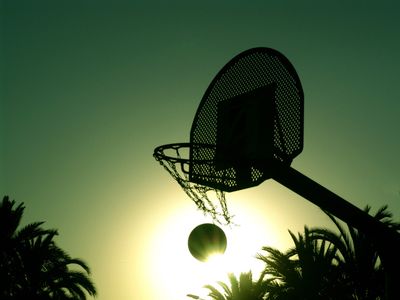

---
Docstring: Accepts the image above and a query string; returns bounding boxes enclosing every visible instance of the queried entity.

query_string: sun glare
[148,193,279,300]
[203,253,229,276]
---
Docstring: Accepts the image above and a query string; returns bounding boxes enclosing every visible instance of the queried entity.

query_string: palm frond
[204,284,226,300]
[15,222,55,242]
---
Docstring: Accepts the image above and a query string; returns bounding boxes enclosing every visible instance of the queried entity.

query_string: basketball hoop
[153,47,303,225]
[153,143,233,225]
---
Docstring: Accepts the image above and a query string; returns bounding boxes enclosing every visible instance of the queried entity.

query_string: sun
[147,195,279,300]
[211,223,268,277]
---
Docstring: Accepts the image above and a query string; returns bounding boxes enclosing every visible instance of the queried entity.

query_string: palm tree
[256,246,298,300]
[257,226,345,300]
[203,271,270,300]
[193,205,399,300]
[1,196,53,298]
[16,230,97,299]
[0,196,96,299]
[310,205,400,300]
[257,205,399,300]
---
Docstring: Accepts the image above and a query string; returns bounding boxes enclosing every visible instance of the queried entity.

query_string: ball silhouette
[188,223,227,262]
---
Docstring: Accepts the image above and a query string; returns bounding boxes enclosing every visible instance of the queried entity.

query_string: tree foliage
[199,205,400,300]
[0,196,96,299]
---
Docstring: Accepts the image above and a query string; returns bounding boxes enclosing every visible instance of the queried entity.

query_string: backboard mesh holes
[190,48,303,191]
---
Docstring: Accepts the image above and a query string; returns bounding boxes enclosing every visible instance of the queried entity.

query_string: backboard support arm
[271,163,400,300]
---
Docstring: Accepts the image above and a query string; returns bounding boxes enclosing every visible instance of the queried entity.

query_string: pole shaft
[271,164,400,300]
[272,165,384,237]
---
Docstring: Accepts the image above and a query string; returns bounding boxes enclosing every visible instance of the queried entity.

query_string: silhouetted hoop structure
[153,47,304,224]
[153,143,232,224]
[188,223,227,262]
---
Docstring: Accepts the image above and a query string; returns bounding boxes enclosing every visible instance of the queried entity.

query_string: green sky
[2,1,400,299]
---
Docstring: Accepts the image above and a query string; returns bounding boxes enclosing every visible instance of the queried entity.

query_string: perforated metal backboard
[189,47,304,192]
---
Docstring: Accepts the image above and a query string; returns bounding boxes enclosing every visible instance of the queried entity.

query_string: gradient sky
[2,1,400,300]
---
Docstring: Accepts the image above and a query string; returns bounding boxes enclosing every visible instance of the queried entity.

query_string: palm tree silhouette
[256,205,399,300]
[1,196,53,298]
[258,226,346,300]
[204,271,270,300]
[310,205,400,300]
[192,205,399,300]
[0,196,96,299]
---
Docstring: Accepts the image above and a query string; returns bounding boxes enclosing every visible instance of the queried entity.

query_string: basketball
[188,223,227,262]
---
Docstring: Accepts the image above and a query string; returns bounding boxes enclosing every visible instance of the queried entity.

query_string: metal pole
[271,163,400,300]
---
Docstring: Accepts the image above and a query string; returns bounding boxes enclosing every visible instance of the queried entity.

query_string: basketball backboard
[189,47,304,191]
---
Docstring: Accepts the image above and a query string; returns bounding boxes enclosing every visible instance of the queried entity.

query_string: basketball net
[153,143,233,225]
